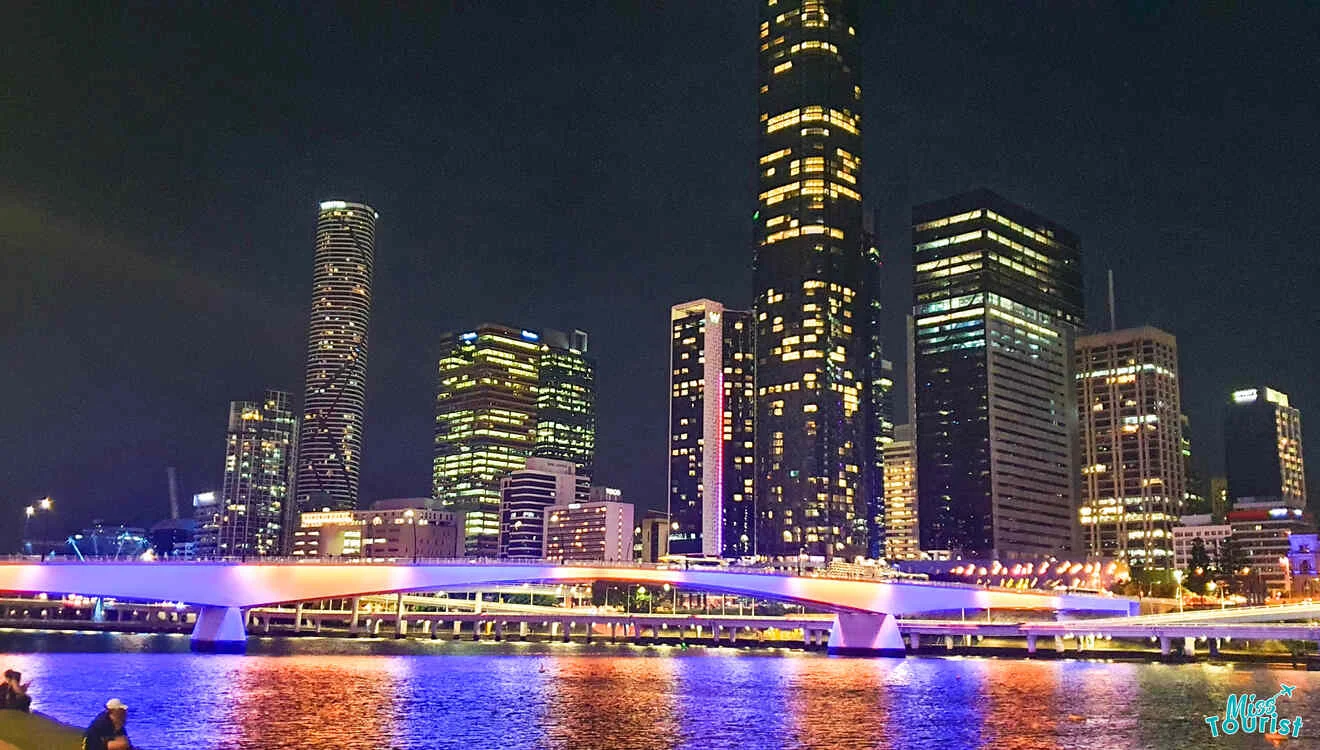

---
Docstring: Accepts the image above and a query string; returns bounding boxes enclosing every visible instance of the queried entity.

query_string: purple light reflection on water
[1,632,1316,749]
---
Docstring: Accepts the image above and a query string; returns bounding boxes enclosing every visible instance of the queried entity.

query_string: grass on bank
[0,711,82,750]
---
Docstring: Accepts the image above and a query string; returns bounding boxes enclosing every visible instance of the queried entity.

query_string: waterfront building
[1181,415,1207,515]
[191,491,220,558]
[1170,514,1232,570]
[545,498,635,562]
[532,329,596,473]
[755,0,886,561]
[292,499,461,559]
[634,509,671,563]
[912,189,1084,560]
[1287,533,1320,598]
[668,299,755,557]
[1076,327,1184,567]
[1225,387,1307,508]
[499,457,589,559]
[433,324,594,556]
[216,390,296,558]
[1228,502,1313,597]
[882,424,919,561]
[295,200,378,517]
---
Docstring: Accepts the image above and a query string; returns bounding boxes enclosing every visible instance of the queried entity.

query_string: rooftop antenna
[167,466,180,520]
[1106,269,1117,331]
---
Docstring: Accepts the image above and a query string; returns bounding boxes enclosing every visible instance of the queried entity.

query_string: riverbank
[0,711,82,750]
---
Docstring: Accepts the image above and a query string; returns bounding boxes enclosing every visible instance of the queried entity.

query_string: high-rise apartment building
[755,0,880,560]
[217,390,296,557]
[532,329,595,473]
[499,457,589,559]
[1225,387,1307,508]
[882,424,919,561]
[1076,327,1184,566]
[295,200,377,517]
[668,300,756,557]
[434,324,595,556]
[912,189,1084,559]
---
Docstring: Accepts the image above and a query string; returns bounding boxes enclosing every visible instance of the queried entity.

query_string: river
[1,631,1314,749]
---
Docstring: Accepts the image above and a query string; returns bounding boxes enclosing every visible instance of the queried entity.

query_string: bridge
[0,560,1136,655]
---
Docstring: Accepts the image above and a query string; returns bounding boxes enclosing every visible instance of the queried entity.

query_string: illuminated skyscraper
[882,424,919,561]
[433,324,594,555]
[1226,386,1306,508]
[912,189,1084,559]
[668,300,756,557]
[532,329,596,473]
[295,200,377,517]
[1076,327,1184,566]
[217,390,296,558]
[755,0,879,559]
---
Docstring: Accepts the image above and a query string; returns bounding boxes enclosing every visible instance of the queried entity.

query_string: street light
[1173,570,1184,613]
[404,509,417,563]
[1207,580,1225,610]
[21,497,53,556]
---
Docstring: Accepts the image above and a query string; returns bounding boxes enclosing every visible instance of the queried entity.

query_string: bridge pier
[1159,636,1171,656]
[1209,638,1220,657]
[908,632,920,650]
[294,603,304,633]
[190,606,247,653]
[1026,634,1037,654]
[349,598,361,635]
[826,613,905,657]
[1183,637,1196,657]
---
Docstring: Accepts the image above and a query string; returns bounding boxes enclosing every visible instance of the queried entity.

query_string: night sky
[3,2,1318,547]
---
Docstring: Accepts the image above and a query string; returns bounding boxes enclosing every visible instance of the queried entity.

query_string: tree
[1185,537,1212,594]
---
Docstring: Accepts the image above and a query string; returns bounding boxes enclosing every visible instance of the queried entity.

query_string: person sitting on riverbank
[83,698,131,750]
[0,669,32,712]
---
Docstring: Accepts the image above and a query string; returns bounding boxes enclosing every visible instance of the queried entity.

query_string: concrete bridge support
[1183,637,1196,657]
[1159,636,1171,656]
[1026,635,1037,654]
[826,613,905,657]
[294,603,304,633]
[909,633,921,650]
[190,606,247,653]
[349,598,361,635]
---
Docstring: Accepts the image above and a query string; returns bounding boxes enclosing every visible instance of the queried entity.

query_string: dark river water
[1,631,1316,749]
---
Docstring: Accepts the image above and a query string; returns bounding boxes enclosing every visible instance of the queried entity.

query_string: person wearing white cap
[83,698,131,750]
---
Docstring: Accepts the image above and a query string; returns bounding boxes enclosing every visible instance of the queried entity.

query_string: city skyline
[3,3,1319,545]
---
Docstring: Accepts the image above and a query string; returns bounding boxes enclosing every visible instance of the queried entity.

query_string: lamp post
[1280,556,1291,602]
[404,509,417,563]
[1173,569,1183,613]
[21,497,53,556]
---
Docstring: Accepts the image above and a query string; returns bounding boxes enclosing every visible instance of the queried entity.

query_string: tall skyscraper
[295,200,377,517]
[1225,386,1307,508]
[668,300,756,557]
[755,0,877,560]
[882,424,919,561]
[499,457,588,559]
[532,329,596,473]
[912,189,1084,560]
[1076,327,1184,566]
[433,324,595,555]
[217,390,296,557]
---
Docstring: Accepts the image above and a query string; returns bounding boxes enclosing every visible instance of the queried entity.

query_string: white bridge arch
[0,561,1136,656]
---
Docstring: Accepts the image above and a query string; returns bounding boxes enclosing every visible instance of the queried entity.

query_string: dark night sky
[2,2,1318,547]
